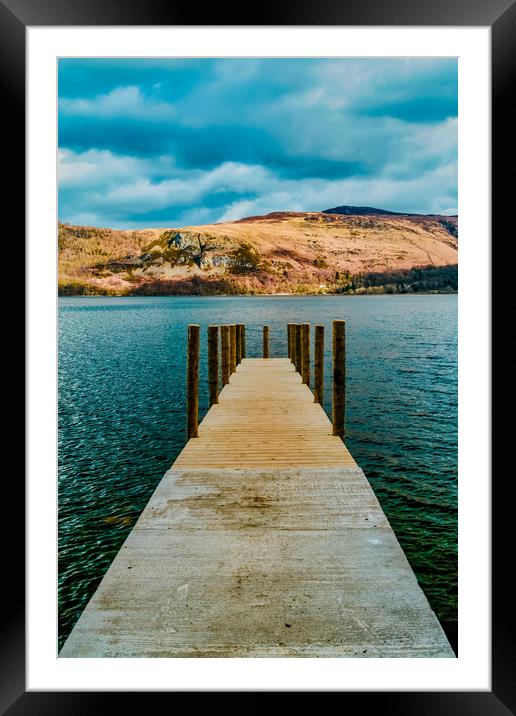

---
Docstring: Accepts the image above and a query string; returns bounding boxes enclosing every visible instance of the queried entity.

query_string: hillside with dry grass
[58,210,458,296]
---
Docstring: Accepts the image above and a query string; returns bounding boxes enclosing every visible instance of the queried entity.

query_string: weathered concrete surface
[61,466,453,657]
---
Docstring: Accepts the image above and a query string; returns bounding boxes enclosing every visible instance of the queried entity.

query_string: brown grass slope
[58,211,458,296]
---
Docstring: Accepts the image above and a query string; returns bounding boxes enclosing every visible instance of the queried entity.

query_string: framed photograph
[9,0,510,709]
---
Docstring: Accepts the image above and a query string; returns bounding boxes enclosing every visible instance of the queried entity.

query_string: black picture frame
[8,0,511,709]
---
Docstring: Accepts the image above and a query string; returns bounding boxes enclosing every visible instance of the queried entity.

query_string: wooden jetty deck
[176,359,357,469]
[61,348,453,658]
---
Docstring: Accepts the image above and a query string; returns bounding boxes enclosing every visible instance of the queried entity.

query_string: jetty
[61,321,453,658]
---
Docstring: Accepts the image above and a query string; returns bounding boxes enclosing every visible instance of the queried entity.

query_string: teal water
[58,295,457,651]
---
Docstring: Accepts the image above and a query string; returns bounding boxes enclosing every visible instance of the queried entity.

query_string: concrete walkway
[61,359,453,657]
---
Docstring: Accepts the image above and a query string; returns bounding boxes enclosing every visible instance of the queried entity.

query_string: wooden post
[301,323,310,386]
[186,324,200,439]
[208,325,219,406]
[314,325,324,405]
[295,323,302,374]
[221,325,230,385]
[288,323,296,363]
[263,325,269,358]
[290,323,297,370]
[230,324,237,375]
[236,323,242,365]
[237,324,245,364]
[287,324,292,359]
[241,324,246,359]
[332,319,345,439]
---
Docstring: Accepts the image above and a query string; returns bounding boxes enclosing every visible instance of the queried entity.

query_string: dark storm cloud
[58,58,457,228]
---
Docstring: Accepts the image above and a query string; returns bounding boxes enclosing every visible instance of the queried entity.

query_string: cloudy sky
[58,58,457,229]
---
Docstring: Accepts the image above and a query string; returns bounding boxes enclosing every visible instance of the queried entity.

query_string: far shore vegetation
[59,264,457,297]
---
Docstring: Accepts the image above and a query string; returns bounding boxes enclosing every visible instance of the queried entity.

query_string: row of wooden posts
[187,320,345,440]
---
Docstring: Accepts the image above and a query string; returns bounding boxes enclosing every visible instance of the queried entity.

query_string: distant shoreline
[59,289,458,298]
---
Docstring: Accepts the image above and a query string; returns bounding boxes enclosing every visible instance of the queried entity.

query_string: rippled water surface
[58,295,457,650]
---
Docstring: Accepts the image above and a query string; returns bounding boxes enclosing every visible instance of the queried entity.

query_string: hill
[58,210,458,296]
[323,205,409,216]
[322,204,457,223]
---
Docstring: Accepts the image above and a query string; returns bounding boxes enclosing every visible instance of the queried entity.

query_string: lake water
[58,295,457,651]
